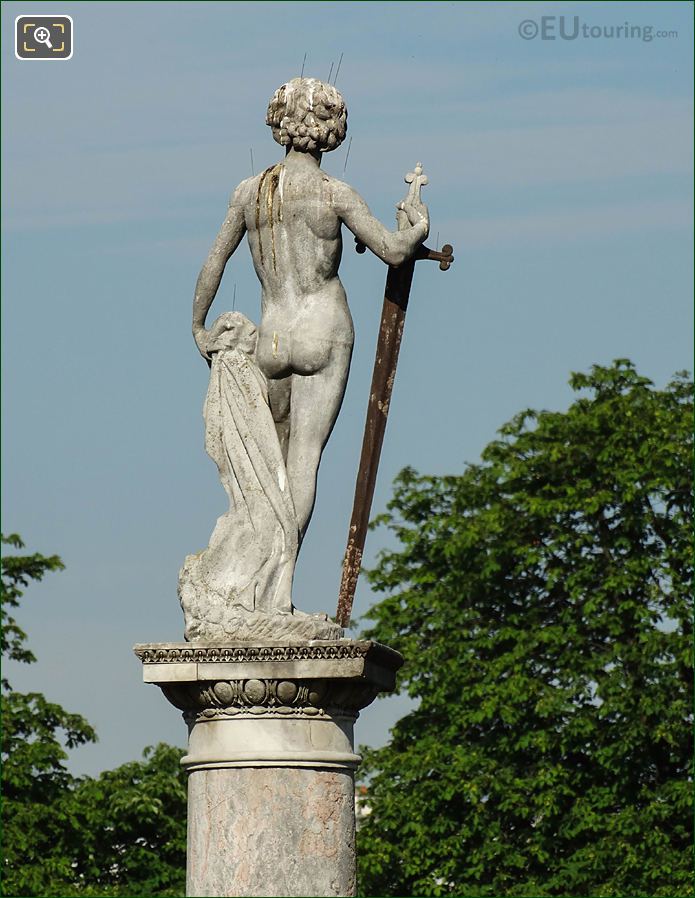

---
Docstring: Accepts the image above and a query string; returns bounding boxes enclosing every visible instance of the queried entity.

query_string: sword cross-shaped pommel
[401,161,429,208]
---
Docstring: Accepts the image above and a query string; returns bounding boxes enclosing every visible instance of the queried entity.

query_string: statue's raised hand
[399,196,429,236]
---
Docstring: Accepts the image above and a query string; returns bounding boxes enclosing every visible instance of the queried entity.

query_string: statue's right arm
[330,180,428,267]
[192,184,248,360]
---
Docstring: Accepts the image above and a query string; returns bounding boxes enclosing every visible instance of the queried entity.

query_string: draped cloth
[178,348,298,637]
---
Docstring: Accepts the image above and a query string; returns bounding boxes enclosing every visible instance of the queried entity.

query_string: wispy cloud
[449,197,692,249]
[4,85,691,232]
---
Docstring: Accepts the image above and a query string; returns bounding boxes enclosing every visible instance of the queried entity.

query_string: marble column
[134,640,402,898]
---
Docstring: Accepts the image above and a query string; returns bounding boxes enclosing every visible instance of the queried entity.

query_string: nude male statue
[192,77,429,542]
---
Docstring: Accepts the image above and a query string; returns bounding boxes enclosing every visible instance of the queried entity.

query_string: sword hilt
[355,237,454,271]
[416,243,454,271]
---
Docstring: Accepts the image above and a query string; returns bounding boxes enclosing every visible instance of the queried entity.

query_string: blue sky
[2,0,692,777]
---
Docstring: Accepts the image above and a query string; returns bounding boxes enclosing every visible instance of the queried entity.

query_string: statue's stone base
[179,606,344,644]
[134,640,402,898]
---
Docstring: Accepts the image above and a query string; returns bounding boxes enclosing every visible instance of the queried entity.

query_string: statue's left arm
[192,184,248,361]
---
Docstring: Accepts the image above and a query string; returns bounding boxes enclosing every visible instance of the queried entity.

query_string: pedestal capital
[134,639,403,771]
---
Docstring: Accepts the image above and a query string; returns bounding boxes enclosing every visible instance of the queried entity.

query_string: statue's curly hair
[266,77,347,153]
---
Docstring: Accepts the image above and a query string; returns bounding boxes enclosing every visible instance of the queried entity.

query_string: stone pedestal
[134,640,402,898]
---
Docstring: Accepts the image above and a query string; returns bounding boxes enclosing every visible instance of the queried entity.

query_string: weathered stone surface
[187,767,356,897]
[179,606,343,644]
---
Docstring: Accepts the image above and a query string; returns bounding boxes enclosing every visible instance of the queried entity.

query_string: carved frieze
[160,675,379,723]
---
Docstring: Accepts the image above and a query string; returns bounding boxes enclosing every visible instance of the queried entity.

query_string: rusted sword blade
[336,257,416,629]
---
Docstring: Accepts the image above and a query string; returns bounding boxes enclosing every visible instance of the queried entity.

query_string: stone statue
[180,77,429,640]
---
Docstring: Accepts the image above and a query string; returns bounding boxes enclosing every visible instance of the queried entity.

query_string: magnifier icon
[33,26,53,48]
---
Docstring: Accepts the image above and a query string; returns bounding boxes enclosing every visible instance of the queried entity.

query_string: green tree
[1,535,187,897]
[69,744,187,897]
[2,533,98,897]
[357,361,693,898]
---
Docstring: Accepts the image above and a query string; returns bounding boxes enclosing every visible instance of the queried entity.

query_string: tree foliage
[2,533,98,896]
[69,744,187,897]
[357,361,693,897]
[1,535,186,897]
[1,533,65,674]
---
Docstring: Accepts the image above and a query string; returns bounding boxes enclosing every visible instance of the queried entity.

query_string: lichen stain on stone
[255,163,284,273]
[255,167,273,266]
[266,165,282,272]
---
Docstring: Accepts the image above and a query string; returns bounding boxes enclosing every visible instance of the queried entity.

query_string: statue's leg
[267,375,292,462]
[286,345,352,540]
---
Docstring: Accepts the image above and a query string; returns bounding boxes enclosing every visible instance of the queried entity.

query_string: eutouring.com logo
[518,16,678,42]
